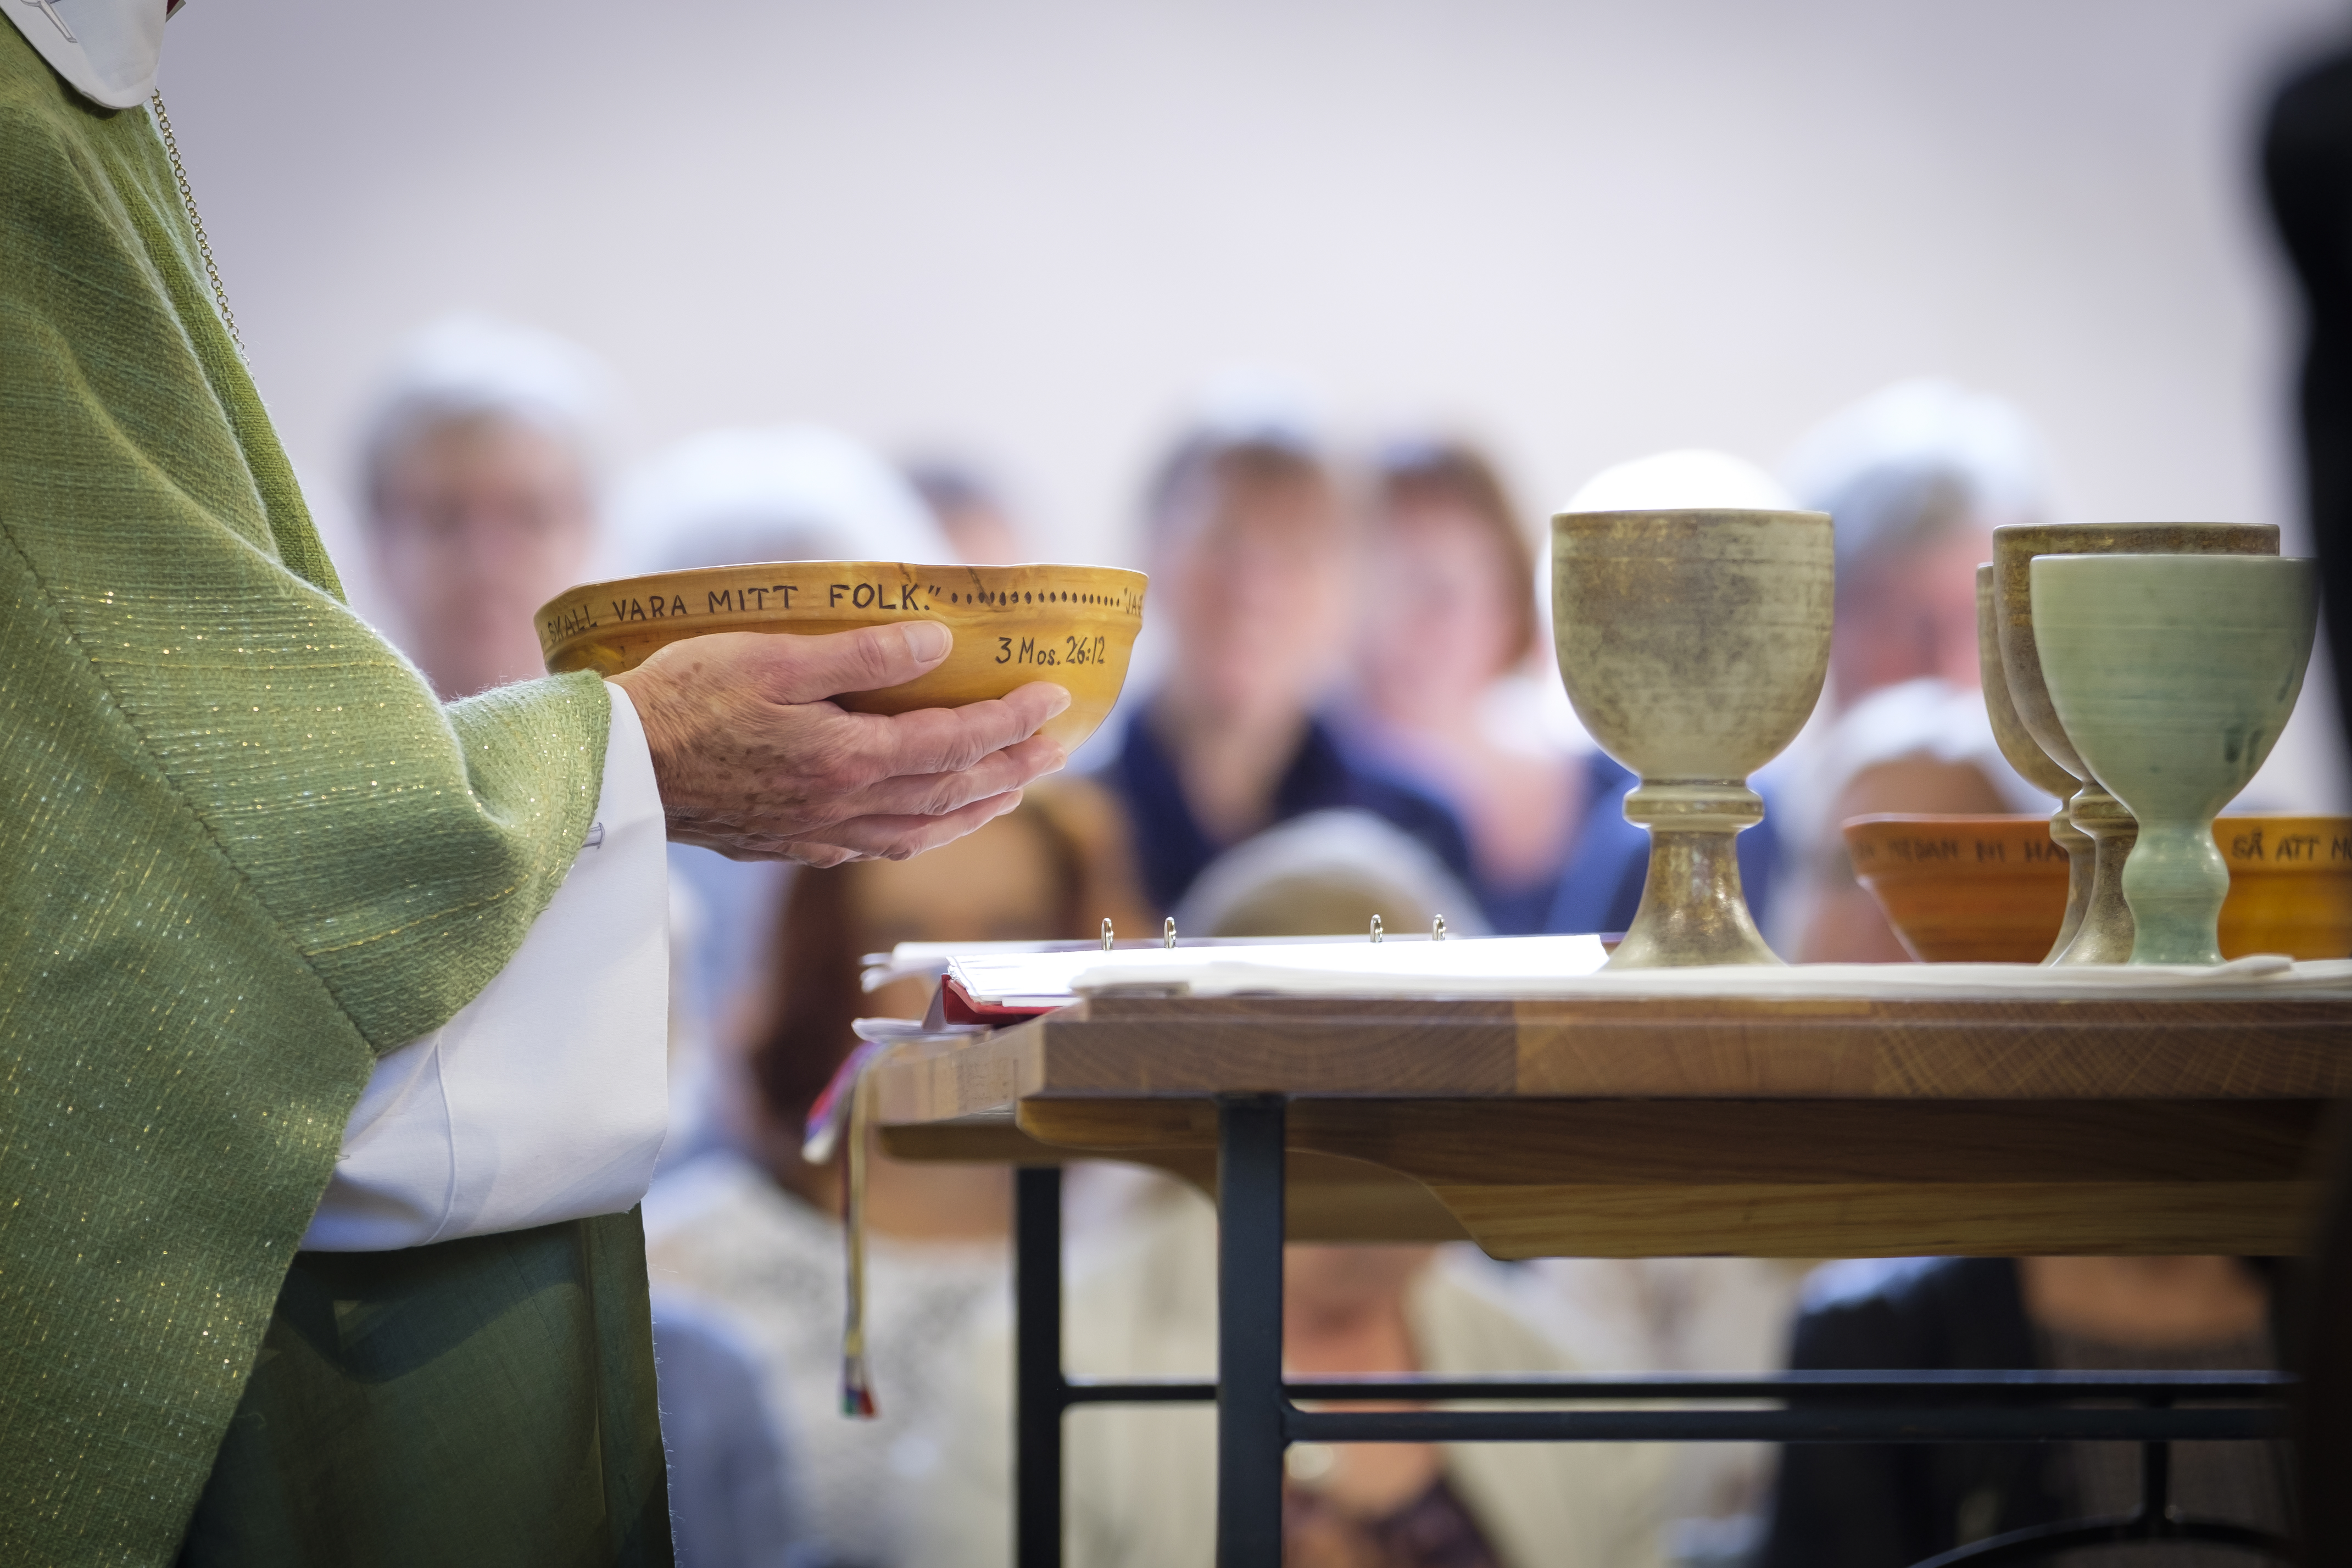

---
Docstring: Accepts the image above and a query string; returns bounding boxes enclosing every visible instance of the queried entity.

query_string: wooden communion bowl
[1847,812,2352,963]
[537,561,1147,752]
[1844,814,2071,963]
[2218,815,2352,961]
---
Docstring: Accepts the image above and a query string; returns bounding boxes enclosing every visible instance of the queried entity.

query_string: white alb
[303,681,672,1250]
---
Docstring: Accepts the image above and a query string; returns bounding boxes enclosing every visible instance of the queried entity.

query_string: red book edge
[940,974,1064,1024]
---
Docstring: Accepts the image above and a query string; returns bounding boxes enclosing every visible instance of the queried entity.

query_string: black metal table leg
[1015,1165,1066,1568]
[1217,1096,1289,1566]
[1010,1120,2294,1568]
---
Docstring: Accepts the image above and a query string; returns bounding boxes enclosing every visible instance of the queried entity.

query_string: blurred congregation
[338,296,2304,1567]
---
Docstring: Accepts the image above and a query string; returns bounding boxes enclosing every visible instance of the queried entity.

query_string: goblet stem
[2042,805,2096,964]
[2121,817,2230,966]
[1609,782,1780,968]
[2052,783,2137,964]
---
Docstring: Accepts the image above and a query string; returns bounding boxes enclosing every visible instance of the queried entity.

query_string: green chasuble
[0,26,668,1567]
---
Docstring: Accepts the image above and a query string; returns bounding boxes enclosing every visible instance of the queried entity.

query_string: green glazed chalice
[1992,523,2278,963]
[2031,554,2318,965]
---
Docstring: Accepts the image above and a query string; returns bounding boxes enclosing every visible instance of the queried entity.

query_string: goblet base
[2043,804,2097,963]
[2052,784,2137,966]
[2123,820,2231,966]
[1608,783,1780,968]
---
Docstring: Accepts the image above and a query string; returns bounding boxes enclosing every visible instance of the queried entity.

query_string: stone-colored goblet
[1553,509,1833,967]
[2032,554,2318,965]
[1991,523,2278,963]
[1975,565,2094,961]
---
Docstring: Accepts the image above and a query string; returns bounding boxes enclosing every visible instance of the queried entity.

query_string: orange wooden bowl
[536,561,1147,752]
[1844,813,2352,963]
[1843,815,2070,963]
[2216,816,2352,961]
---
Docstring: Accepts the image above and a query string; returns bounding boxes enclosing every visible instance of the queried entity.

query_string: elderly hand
[608,621,1070,866]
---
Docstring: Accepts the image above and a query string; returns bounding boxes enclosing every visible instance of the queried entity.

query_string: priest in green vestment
[0,7,1070,1565]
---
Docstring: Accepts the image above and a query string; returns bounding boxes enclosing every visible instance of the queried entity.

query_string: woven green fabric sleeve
[0,27,617,1566]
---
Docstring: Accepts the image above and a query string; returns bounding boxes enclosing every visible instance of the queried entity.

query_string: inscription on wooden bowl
[537,561,1147,752]
[1845,814,2072,963]
[2216,816,2352,961]
[1847,812,2352,963]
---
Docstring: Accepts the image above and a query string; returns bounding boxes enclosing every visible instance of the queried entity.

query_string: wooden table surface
[871,991,2352,1257]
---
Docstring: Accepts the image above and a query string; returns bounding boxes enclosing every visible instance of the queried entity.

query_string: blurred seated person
[1103,420,1475,914]
[1342,438,1665,934]
[356,314,616,699]
[645,779,1149,1568]
[922,1195,1668,1568]
[917,817,1669,1568]
[617,425,952,576]
[1474,1254,1814,1565]
[649,1291,805,1568]
[1759,1255,2289,1568]
[1173,807,1494,939]
[906,455,1028,565]
[1777,381,2059,961]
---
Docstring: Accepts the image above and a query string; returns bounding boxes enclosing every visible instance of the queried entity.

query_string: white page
[946,934,1602,1006]
[940,938,2352,1007]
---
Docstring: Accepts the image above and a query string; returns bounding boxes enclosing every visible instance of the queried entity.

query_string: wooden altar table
[869,990,2348,1567]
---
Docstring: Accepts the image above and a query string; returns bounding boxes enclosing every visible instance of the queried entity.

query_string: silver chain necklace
[146,90,244,358]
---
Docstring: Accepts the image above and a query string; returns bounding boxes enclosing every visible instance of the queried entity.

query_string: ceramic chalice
[1552,509,1833,966]
[2031,554,2318,965]
[1976,565,2094,961]
[1991,523,2278,963]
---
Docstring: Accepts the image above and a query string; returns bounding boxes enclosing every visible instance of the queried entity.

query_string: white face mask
[4,0,170,110]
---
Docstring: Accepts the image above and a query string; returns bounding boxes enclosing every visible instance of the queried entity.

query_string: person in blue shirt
[1103,423,1473,916]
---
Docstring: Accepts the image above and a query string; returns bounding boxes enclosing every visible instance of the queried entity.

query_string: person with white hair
[1777,380,2059,962]
[1171,808,1493,940]
[614,425,952,574]
[1782,378,2044,706]
[358,314,618,699]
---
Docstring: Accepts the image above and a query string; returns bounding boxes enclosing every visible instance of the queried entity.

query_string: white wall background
[155,0,2352,804]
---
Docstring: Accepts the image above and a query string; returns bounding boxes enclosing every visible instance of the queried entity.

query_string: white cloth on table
[302,680,671,1251]
[929,933,2347,1005]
